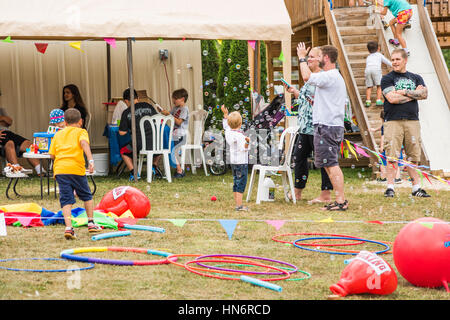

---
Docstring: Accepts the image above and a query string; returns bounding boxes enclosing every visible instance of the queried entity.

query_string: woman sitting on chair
[60,84,88,129]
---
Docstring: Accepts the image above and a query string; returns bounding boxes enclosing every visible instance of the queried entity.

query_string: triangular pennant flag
[346,140,358,161]
[354,144,370,158]
[0,213,6,236]
[16,216,35,227]
[158,38,163,43]
[278,51,285,62]
[418,221,434,229]
[366,220,384,225]
[265,220,286,231]
[416,169,424,186]
[248,40,256,51]
[104,38,116,48]
[168,219,187,227]
[34,43,48,54]
[219,219,238,240]
[340,141,344,157]
[69,42,83,52]
[2,36,14,43]
[217,39,222,45]
[422,171,433,185]
[317,217,334,223]
[182,37,186,41]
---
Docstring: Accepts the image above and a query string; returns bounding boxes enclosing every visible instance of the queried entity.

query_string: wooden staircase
[333,6,389,154]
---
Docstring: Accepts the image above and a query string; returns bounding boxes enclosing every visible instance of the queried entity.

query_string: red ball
[95,186,151,219]
[211,196,217,201]
[393,217,450,291]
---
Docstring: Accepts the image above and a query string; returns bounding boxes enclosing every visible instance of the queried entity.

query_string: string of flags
[342,139,450,187]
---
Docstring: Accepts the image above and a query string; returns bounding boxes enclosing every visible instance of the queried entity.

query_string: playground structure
[266,0,450,177]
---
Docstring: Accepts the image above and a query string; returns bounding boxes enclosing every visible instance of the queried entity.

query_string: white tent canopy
[0,0,292,41]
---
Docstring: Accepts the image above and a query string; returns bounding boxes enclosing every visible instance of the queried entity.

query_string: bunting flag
[2,36,14,43]
[317,217,334,223]
[217,39,222,45]
[422,171,433,185]
[340,141,344,157]
[69,41,83,52]
[158,38,163,43]
[346,140,358,161]
[104,38,116,48]
[182,37,186,41]
[418,221,434,229]
[278,51,285,62]
[168,219,187,227]
[219,219,238,240]
[366,220,384,225]
[354,144,370,158]
[248,40,256,51]
[265,220,286,231]
[35,43,48,54]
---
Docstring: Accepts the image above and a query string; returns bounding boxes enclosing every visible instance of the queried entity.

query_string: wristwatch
[299,58,307,63]
[88,159,94,164]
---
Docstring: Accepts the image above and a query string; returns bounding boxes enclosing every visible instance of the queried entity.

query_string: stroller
[206,94,287,175]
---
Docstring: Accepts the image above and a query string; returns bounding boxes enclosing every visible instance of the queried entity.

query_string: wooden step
[344,43,371,53]
[339,26,376,36]
[350,59,367,68]
[337,19,370,27]
[341,35,378,45]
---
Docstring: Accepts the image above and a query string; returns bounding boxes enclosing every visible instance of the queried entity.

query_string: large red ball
[95,186,151,219]
[393,217,450,290]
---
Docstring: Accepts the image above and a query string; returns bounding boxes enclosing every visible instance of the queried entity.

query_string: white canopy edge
[0,0,293,41]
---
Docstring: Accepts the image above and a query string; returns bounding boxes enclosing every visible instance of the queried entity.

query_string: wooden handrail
[417,3,450,110]
[323,2,378,167]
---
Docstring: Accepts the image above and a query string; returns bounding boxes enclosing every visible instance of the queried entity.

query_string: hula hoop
[272,232,365,247]
[292,237,390,256]
[184,259,291,282]
[0,258,95,272]
[166,254,280,276]
[195,254,298,275]
[60,247,176,266]
[211,263,312,282]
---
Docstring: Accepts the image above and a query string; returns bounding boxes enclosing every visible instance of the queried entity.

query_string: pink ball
[211,196,217,201]
[393,217,450,291]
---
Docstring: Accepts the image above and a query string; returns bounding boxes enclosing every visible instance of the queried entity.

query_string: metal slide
[383,5,450,174]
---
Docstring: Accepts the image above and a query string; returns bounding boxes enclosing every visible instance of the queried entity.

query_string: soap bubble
[227,58,232,63]
[236,64,241,70]
[202,50,208,56]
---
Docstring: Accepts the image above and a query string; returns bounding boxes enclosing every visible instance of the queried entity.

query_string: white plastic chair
[246,126,299,204]
[137,114,174,183]
[84,111,92,132]
[180,109,209,176]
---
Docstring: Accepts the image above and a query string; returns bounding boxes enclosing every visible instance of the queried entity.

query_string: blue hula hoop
[0,258,95,272]
[292,236,390,256]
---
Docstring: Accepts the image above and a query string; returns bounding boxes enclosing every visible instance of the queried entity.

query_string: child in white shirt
[365,41,392,107]
[221,105,250,212]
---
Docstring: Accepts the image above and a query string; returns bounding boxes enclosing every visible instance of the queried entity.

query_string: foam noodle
[123,224,165,233]
[91,231,131,241]
[240,275,282,292]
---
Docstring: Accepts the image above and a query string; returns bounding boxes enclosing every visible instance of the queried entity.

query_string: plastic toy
[240,275,282,292]
[393,217,450,292]
[293,236,391,255]
[0,257,94,272]
[95,186,151,219]
[91,231,131,241]
[33,132,54,153]
[211,196,217,201]
[122,224,164,233]
[329,251,397,297]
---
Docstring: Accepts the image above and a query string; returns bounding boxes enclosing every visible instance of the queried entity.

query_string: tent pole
[127,38,138,181]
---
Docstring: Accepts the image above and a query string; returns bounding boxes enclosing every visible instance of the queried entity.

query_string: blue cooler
[33,132,54,153]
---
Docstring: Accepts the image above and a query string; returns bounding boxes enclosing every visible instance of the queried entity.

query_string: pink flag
[354,145,370,158]
[265,220,286,231]
[104,38,117,48]
[248,40,256,51]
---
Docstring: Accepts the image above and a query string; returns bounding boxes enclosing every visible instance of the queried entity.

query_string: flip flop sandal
[322,200,349,211]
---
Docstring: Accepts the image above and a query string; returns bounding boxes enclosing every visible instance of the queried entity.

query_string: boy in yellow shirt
[49,108,101,239]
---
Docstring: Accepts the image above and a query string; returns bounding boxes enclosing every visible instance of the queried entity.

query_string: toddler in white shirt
[221,105,250,212]
[365,41,392,107]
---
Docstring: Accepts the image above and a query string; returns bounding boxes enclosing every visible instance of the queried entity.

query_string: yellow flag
[317,217,334,223]
[69,41,83,52]
[346,140,358,161]
[217,39,222,45]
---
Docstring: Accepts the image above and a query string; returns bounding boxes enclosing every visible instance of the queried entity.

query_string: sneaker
[405,22,411,29]
[377,177,387,182]
[235,205,249,212]
[88,223,102,233]
[382,20,389,30]
[394,178,402,184]
[64,228,77,240]
[365,100,371,108]
[412,188,431,198]
[153,167,164,179]
[174,170,185,178]
[129,173,141,181]
[376,100,383,106]
[384,188,395,197]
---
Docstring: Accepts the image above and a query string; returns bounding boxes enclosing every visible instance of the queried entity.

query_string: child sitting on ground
[221,105,250,212]
[365,41,392,107]
[49,108,101,239]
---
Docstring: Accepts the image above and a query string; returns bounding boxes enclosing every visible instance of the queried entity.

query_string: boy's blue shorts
[231,164,248,193]
[55,174,93,207]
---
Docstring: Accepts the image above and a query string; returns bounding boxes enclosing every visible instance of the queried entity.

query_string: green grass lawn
[0,167,448,301]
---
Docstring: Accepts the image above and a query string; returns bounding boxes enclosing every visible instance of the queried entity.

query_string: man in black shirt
[380,48,430,198]
[118,88,159,181]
